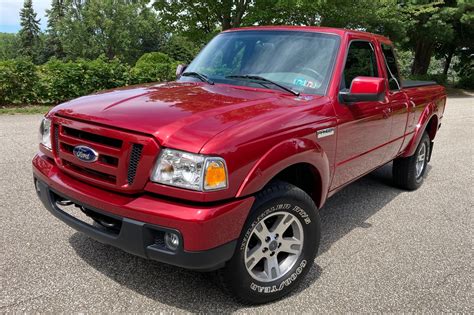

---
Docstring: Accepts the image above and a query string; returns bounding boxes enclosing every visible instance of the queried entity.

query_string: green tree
[248,0,405,40]
[154,0,254,44]
[453,1,474,88]
[44,0,67,59]
[435,1,474,76]
[0,33,20,61]
[400,0,461,75]
[155,1,407,45]
[18,0,41,59]
[57,0,164,64]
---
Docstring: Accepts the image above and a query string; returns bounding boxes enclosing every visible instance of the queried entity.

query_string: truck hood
[52,81,321,153]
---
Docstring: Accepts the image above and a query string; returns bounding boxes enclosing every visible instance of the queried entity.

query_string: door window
[341,41,379,90]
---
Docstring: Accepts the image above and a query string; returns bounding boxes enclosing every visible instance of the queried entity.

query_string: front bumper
[33,154,254,271]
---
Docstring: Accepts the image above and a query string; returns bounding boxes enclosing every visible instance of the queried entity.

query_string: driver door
[330,40,392,190]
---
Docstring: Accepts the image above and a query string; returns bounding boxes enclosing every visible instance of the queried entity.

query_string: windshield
[181,30,340,95]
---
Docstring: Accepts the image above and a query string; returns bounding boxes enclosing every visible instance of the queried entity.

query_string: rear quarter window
[381,43,402,90]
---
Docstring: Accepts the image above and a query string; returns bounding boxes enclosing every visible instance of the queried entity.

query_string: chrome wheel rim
[244,211,304,283]
[416,142,426,178]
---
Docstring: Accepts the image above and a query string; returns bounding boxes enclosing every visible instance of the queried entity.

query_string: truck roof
[224,25,392,45]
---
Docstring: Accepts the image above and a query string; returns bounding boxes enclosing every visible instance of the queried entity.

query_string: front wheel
[219,181,320,304]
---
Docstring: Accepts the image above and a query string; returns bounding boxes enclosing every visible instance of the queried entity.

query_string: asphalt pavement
[1,94,472,312]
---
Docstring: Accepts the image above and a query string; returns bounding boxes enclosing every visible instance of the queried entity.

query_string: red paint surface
[34,26,447,250]
[33,154,254,251]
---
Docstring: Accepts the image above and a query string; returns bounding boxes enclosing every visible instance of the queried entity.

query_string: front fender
[402,101,438,158]
[236,137,330,208]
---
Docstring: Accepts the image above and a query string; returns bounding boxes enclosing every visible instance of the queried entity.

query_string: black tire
[219,181,321,304]
[393,132,430,190]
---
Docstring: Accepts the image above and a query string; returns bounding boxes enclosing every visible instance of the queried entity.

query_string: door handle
[382,108,392,119]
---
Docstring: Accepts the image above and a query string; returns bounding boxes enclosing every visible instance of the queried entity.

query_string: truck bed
[402,80,438,88]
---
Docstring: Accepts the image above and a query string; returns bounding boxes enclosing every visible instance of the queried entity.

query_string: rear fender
[236,138,330,209]
[402,102,438,158]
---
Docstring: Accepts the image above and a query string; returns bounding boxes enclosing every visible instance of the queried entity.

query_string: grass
[0,105,52,115]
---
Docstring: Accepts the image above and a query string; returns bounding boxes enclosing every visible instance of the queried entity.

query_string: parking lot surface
[1,95,472,312]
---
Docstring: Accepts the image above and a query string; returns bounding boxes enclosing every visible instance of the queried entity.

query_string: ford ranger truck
[33,26,446,304]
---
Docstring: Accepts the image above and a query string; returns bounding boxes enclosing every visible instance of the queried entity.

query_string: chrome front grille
[52,116,159,193]
[62,126,123,148]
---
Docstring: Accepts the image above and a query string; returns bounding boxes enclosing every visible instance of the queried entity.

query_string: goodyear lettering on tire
[249,260,307,293]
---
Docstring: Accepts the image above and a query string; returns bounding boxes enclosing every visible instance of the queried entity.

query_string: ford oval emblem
[73,145,99,163]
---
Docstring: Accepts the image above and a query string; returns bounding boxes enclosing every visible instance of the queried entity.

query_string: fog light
[164,232,180,251]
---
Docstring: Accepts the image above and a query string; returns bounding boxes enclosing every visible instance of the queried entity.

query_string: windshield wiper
[226,74,300,96]
[182,72,214,85]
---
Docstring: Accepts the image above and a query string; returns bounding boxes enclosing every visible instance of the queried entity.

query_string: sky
[0,0,50,33]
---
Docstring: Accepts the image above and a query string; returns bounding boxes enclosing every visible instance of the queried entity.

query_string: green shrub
[83,57,131,91]
[457,71,474,89]
[0,58,40,105]
[163,35,199,64]
[38,59,90,103]
[130,52,179,84]
[1,52,181,105]
[39,56,131,103]
[394,49,413,78]
[455,56,473,89]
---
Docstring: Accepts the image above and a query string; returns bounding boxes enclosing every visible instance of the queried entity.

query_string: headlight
[39,117,52,150]
[151,149,228,191]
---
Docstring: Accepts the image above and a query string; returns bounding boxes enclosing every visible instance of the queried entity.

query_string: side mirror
[176,64,188,79]
[339,76,385,103]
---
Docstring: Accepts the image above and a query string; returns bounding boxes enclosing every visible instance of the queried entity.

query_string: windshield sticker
[294,78,316,88]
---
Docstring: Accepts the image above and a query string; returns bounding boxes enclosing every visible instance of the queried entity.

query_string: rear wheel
[219,181,320,304]
[393,132,430,190]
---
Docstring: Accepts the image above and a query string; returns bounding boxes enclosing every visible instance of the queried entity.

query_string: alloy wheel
[244,211,304,282]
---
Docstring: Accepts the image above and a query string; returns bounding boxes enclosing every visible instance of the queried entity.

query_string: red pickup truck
[33,26,446,304]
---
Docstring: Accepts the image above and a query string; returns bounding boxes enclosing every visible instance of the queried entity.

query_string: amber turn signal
[204,159,227,190]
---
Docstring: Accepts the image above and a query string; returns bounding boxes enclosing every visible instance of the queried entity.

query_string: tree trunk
[231,0,249,29]
[443,48,455,76]
[222,17,232,30]
[411,39,434,75]
[106,45,115,60]
[221,0,232,30]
